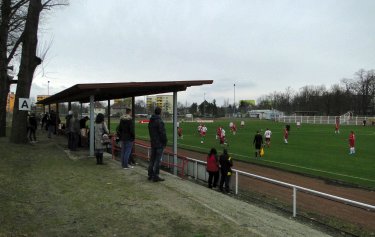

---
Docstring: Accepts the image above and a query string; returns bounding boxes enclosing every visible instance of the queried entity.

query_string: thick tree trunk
[10,0,42,143]
[0,0,12,137]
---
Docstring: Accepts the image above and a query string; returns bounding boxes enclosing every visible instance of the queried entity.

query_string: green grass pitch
[111,119,375,189]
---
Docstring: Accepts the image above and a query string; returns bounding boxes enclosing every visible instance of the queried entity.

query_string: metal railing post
[235,171,238,195]
[293,187,297,217]
[195,161,198,180]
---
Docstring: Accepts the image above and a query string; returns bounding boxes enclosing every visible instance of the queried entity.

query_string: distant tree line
[257,69,375,116]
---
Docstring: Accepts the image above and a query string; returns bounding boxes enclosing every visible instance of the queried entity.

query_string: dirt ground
[32,134,331,237]
[134,139,375,236]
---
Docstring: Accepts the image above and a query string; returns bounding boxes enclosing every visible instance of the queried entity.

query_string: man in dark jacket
[219,148,233,193]
[253,130,263,158]
[148,107,167,182]
[28,113,38,143]
[117,108,135,169]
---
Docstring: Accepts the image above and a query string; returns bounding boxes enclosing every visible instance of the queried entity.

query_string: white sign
[19,98,31,111]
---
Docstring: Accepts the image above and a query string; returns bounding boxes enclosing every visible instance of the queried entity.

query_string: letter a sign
[19,98,31,111]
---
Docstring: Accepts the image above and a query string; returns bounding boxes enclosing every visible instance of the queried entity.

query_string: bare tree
[9,0,68,143]
[0,0,28,137]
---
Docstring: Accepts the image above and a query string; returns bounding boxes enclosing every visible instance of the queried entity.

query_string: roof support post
[131,96,135,157]
[80,103,83,118]
[56,103,59,133]
[173,91,178,175]
[89,95,95,157]
[107,99,111,132]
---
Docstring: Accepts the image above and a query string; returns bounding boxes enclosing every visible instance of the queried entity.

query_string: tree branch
[6,31,24,64]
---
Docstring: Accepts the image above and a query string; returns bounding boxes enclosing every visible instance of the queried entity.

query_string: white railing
[277,115,375,126]
[134,143,375,218]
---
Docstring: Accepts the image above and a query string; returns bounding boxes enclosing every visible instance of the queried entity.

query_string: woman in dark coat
[94,113,109,165]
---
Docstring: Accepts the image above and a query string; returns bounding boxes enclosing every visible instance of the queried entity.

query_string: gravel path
[129,160,331,237]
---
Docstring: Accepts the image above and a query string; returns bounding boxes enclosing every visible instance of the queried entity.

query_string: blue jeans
[148,147,164,179]
[48,125,55,138]
[121,141,133,168]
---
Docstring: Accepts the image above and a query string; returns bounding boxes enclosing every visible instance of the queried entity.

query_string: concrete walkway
[130,161,331,237]
[58,134,330,236]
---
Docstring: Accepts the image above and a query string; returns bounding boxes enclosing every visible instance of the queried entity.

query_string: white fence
[134,143,375,221]
[278,115,375,126]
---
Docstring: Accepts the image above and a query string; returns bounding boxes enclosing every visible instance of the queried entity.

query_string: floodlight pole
[48,81,50,95]
[233,83,236,117]
[203,92,206,117]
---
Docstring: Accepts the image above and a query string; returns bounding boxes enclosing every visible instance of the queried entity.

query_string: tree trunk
[0,0,12,137]
[10,0,42,143]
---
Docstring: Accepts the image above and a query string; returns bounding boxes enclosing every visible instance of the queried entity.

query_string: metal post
[235,171,238,195]
[233,83,236,116]
[173,91,178,175]
[107,99,111,132]
[195,161,198,180]
[89,95,95,157]
[293,187,297,217]
[203,92,205,117]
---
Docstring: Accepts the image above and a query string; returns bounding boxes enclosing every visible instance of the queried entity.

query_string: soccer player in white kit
[264,128,272,147]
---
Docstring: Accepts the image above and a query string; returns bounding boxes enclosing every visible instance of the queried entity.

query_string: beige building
[6,92,15,112]
[146,95,173,114]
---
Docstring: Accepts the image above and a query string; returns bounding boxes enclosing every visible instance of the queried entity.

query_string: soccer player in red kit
[335,117,340,134]
[284,127,289,144]
[348,131,355,155]
[177,126,183,139]
[216,126,222,140]
[230,122,237,135]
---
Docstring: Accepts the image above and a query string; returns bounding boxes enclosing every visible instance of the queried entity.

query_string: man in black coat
[253,130,263,158]
[117,108,135,169]
[147,107,167,182]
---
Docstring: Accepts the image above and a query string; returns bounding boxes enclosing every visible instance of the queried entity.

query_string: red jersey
[349,133,355,147]
[284,128,289,139]
[178,127,183,137]
[217,127,222,136]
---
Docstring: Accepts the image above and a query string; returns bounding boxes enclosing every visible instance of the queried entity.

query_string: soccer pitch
[115,119,375,189]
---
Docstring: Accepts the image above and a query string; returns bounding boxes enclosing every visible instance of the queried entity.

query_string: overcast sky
[18,0,375,106]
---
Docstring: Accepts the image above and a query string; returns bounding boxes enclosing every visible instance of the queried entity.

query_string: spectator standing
[65,111,73,148]
[47,110,57,138]
[148,107,167,182]
[94,113,109,165]
[28,113,37,143]
[348,131,356,155]
[117,108,135,169]
[79,116,89,147]
[253,130,264,157]
[41,113,48,130]
[219,149,233,193]
[206,148,219,189]
[264,128,272,147]
[69,112,80,151]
